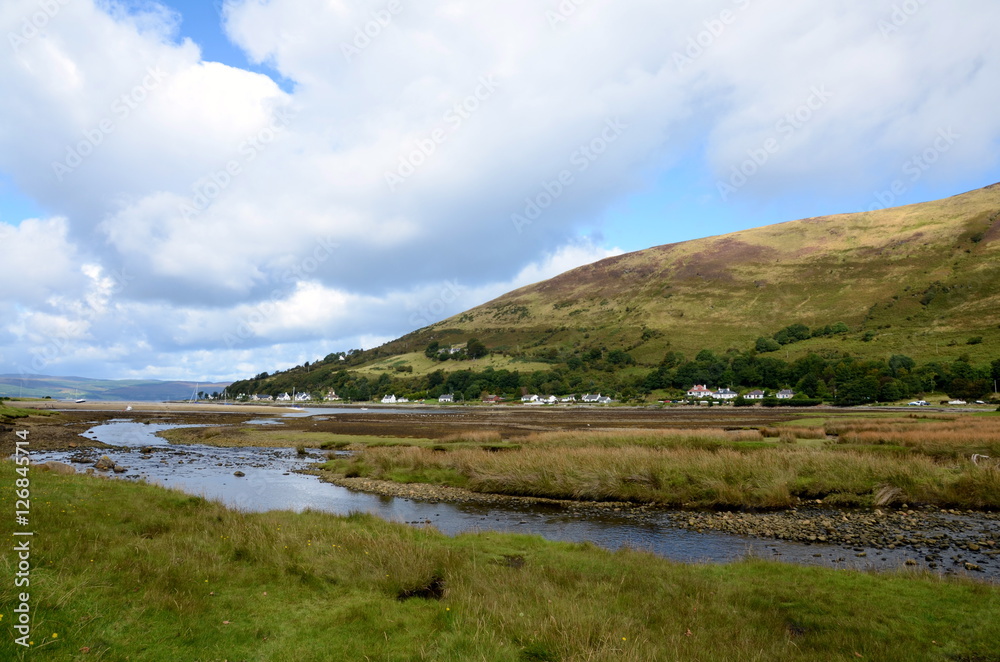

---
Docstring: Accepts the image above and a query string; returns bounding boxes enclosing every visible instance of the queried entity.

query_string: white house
[381,394,397,404]
[582,393,601,403]
[597,396,613,404]
[325,389,341,401]
[251,394,273,402]
[294,392,311,402]
[521,394,540,403]
[715,388,738,400]
[543,395,558,404]
[276,392,292,402]
[686,385,713,398]
[438,394,455,403]
[745,390,765,400]
[776,389,795,399]
[560,395,577,403]
[438,343,466,356]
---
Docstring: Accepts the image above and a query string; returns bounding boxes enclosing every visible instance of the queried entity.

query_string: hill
[0,374,232,401]
[382,183,1000,368]
[229,184,1000,403]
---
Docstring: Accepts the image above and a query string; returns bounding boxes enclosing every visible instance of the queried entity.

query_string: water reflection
[37,420,998,578]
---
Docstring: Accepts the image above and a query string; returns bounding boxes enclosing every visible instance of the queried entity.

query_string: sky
[1,0,998,382]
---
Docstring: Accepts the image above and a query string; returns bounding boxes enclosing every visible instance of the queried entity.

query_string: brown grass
[438,430,504,444]
[511,428,763,449]
[828,416,1000,457]
[761,426,827,440]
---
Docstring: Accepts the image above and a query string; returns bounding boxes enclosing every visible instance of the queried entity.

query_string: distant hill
[376,182,1000,369]
[0,374,232,402]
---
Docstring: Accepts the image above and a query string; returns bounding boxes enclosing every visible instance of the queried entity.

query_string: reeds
[828,417,1000,457]
[332,442,1000,509]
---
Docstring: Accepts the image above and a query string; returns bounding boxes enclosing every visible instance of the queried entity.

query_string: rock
[964,562,981,572]
[36,461,76,475]
[905,559,917,566]
[113,465,127,473]
[94,455,115,471]
[233,471,245,477]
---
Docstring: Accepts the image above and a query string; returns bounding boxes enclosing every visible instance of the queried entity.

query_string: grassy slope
[2,462,999,661]
[354,351,554,377]
[381,183,1000,370]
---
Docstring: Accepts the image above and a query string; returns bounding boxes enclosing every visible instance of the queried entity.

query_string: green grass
[1,461,999,660]
[0,403,52,422]
[353,351,554,378]
[157,427,436,449]
[368,184,1000,367]
[318,428,1000,509]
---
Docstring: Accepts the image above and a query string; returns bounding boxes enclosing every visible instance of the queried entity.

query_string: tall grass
[512,428,763,450]
[828,417,1000,457]
[326,443,1000,509]
[2,462,999,661]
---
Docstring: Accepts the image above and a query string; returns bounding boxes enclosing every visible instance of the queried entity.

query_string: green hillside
[231,185,1000,403]
[382,183,1000,367]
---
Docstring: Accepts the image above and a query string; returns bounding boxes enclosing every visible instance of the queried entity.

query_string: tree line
[230,342,1000,406]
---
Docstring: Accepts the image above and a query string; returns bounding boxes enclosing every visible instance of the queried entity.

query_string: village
[243,384,796,405]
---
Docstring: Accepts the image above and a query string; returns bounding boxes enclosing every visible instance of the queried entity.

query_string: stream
[35,418,1000,580]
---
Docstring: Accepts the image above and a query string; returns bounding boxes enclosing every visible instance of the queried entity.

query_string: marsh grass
[827,417,1000,458]
[321,425,1000,509]
[158,426,436,449]
[1,462,998,660]
[0,403,52,422]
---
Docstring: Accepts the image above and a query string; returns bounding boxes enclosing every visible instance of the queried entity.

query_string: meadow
[1,461,998,661]
[318,413,1000,510]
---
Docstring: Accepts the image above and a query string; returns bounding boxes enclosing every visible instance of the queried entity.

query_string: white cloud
[0,217,80,303]
[0,0,998,380]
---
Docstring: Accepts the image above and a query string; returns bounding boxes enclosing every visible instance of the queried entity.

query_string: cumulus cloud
[0,0,998,380]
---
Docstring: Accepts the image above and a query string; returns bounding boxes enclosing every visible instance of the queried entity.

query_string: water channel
[35,413,1000,580]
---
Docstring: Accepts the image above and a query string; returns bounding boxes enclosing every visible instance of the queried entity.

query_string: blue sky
[1,0,998,381]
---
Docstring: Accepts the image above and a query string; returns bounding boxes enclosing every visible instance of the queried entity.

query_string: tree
[755,337,780,353]
[424,341,440,359]
[660,351,685,368]
[774,323,810,345]
[607,349,635,366]
[877,379,903,403]
[888,354,915,377]
[427,370,444,389]
[467,338,487,359]
[948,378,990,401]
[835,376,880,405]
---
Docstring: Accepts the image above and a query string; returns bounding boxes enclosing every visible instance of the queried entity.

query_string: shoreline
[309,469,999,574]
